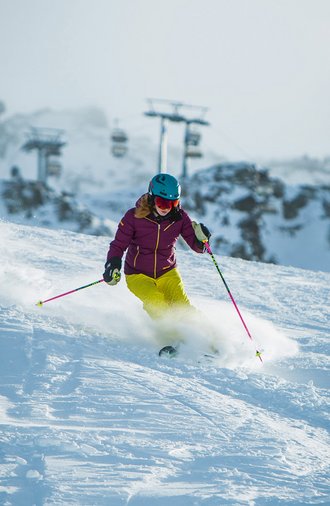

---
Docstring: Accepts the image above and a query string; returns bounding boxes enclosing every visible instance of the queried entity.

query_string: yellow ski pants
[125,268,193,319]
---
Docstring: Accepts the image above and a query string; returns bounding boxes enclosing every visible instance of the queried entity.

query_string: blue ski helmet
[148,173,181,200]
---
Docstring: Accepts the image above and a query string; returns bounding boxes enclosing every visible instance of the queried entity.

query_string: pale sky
[0,0,329,159]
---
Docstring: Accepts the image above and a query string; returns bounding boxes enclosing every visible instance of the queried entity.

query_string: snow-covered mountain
[183,163,330,272]
[0,106,329,273]
[0,220,329,505]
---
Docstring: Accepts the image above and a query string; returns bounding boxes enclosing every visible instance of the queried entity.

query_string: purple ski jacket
[107,197,205,279]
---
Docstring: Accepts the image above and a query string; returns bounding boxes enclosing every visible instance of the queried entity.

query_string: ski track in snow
[0,221,329,505]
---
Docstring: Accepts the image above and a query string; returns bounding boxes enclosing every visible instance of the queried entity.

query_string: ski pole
[203,241,263,362]
[35,274,119,307]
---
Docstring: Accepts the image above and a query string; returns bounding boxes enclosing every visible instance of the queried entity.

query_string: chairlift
[111,144,128,158]
[111,127,128,157]
[185,126,203,157]
[47,145,62,156]
[111,128,128,143]
[186,129,201,146]
[47,156,62,177]
[185,145,203,158]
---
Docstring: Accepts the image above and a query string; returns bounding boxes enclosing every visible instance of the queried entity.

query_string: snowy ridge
[184,163,330,272]
[0,220,329,505]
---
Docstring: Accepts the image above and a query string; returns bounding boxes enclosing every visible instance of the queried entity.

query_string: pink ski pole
[203,241,263,362]
[36,278,111,307]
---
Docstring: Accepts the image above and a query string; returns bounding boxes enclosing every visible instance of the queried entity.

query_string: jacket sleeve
[180,210,205,254]
[106,209,135,262]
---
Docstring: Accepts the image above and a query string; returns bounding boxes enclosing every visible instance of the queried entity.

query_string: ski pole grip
[203,240,212,254]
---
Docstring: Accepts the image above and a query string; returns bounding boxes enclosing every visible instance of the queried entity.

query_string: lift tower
[22,127,66,184]
[144,99,209,176]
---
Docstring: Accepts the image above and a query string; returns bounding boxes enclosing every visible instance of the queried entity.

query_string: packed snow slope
[0,220,329,505]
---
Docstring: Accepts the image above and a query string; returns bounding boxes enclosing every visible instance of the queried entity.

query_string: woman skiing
[103,173,211,321]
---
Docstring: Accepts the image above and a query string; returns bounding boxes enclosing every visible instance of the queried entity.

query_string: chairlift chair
[111,143,128,158]
[111,128,128,157]
[47,156,62,177]
[111,128,128,143]
[185,145,203,158]
[186,129,201,146]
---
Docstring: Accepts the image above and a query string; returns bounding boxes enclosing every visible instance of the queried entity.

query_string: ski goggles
[154,196,180,210]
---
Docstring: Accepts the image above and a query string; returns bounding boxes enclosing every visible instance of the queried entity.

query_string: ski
[158,345,219,363]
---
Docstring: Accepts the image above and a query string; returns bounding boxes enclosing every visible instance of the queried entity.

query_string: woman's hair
[134,194,153,218]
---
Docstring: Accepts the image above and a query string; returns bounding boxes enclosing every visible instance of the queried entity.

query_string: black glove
[192,222,211,243]
[103,257,122,285]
